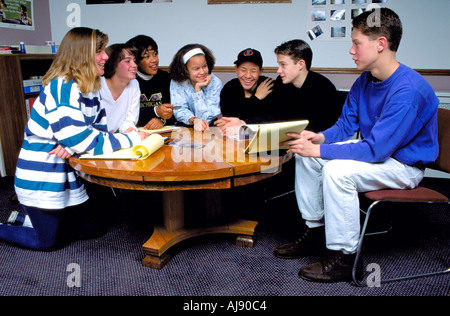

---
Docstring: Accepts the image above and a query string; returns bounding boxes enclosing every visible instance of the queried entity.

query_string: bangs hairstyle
[352,8,403,52]
[274,39,313,71]
[42,27,109,94]
[103,43,138,79]
[126,35,158,64]
[169,44,215,83]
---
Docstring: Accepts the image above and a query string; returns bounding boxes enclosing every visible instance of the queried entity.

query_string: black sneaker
[299,250,363,283]
[273,226,326,259]
[7,211,26,226]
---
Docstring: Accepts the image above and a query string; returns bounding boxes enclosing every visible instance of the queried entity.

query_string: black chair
[352,108,450,286]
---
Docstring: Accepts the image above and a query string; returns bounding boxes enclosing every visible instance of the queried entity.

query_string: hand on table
[144,118,164,130]
[193,118,210,132]
[214,117,246,136]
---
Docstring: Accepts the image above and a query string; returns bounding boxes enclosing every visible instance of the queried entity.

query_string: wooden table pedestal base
[142,219,258,270]
[141,190,258,270]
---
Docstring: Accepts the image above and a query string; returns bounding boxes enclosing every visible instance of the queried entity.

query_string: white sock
[23,215,33,228]
[305,219,324,228]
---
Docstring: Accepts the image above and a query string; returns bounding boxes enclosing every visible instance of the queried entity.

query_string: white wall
[49,0,450,69]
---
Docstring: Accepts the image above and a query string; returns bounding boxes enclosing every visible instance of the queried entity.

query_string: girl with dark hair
[100,43,140,133]
[169,44,222,131]
[19,4,31,25]
[0,0,7,22]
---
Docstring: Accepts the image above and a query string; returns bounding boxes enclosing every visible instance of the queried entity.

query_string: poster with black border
[86,0,172,4]
[0,0,34,31]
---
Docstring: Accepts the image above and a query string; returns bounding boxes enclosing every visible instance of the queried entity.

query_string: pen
[211,113,223,121]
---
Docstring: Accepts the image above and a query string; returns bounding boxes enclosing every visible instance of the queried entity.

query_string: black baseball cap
[234,48,263,69]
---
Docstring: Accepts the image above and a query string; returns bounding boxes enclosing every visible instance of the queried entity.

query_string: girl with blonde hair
[1,27,148,251]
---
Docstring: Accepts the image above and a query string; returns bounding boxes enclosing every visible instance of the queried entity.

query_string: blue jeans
[0,202,104,251]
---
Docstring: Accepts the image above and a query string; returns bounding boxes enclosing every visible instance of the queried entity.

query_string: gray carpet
[0,175,449,298]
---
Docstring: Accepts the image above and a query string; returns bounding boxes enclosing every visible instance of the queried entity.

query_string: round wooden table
[69,128,293,269]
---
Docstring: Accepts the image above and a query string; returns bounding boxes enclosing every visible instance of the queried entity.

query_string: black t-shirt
[220,76,273,124]
[136,69,176,127]
[269,71,342,133]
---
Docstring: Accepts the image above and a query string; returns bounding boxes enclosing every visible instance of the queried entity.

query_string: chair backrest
[435,108,450,173]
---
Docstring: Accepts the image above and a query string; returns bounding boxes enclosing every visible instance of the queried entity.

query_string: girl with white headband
[169,44,222,131]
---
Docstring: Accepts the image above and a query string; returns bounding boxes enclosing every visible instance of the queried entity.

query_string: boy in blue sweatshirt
[274,8,439,283]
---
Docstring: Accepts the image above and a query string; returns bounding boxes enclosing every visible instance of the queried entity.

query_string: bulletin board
[307,0,388,41]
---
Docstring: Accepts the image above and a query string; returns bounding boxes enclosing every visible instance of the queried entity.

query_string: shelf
[0,54,54,176]
[24,92,41,97]
[17,53,55,61]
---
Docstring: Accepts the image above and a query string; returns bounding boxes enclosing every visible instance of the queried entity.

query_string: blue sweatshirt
[321,64,439,166]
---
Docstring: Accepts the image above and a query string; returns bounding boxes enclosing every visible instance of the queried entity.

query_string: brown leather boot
[299,250,362,283]
[273,226,326,259]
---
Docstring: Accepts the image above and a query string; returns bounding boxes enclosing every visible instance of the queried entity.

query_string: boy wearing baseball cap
[215,48,274,136]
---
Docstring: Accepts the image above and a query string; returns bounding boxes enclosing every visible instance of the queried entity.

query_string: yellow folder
[245,120,309,154]
[79,133,165,160]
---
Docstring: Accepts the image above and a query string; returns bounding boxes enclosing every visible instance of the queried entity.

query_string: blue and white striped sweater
[14,78,141,210]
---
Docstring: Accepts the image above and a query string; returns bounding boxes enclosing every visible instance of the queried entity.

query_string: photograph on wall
[0,0,34,31]
[86,0,172,4]
[307,0,388,41]
[307,25,324,40]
